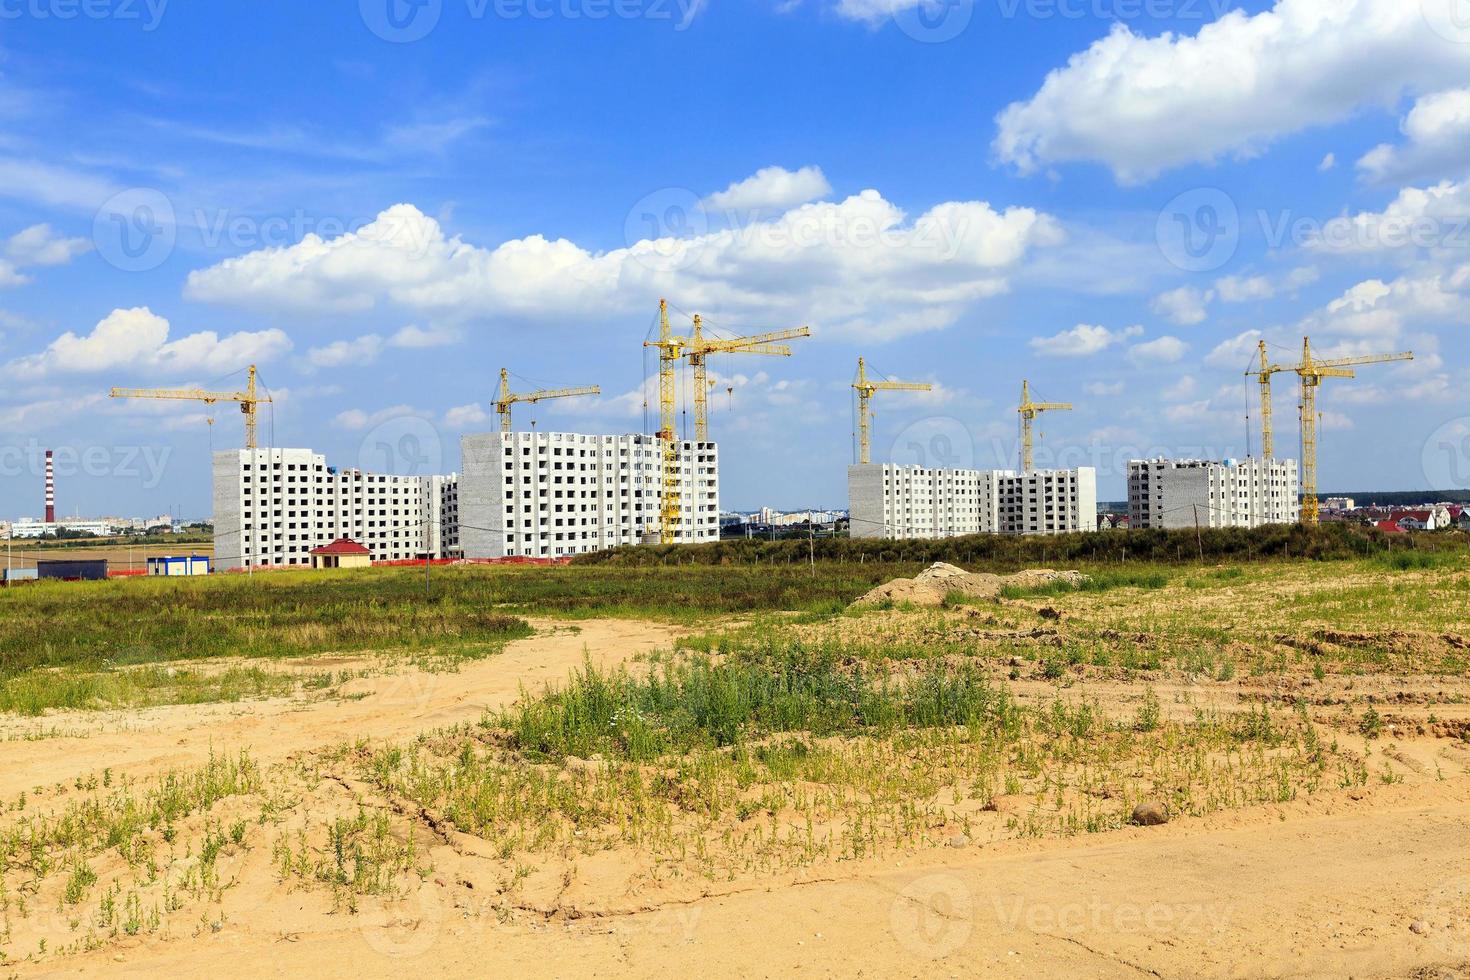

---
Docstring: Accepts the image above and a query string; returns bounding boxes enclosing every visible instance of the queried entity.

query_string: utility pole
[1192,504,1204,562]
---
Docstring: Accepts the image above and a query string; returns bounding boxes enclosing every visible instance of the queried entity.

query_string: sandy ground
[0,618,681,801]
[8,615,1470,979]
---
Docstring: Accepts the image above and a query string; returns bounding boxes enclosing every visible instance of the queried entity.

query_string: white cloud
[389,324,459,348]
[332,405,419,431]
[1357,87,1470,183]
[307,334,385,368]
[1150,286,1212,325]
[185,189,1063,342]
[1162,375,1198,401]
[1205,329,1264,369]
[1319,153,1336,172]
[443,403,489,428]
[1297,265,1468,343]
[1214,274,1276,303]
[1084,380,1124,396]
[5,224,90,267]
[993,0,1470,183]
[1128,335,1188,365]
[1308,176,1470,256]
[704,165,832,213]
[6,307,292,378]
[1029,323,1141,358]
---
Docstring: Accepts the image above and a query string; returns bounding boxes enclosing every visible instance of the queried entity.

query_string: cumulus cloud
[304,325,457,369]
[1128,335,1189,365]
[6,307,291,378]
[704,165,832,213]
[1029,323,1142,358]
[1214,275,1276,303]
[332,405,420,431]
[185,183,1064,341]
[6,224,90,267]
[443,403,489,428]
[1084,380,1124,396]
[1357,88,1470,183]
[1150,286,1212,326]
[1162,375,1198,401]
[306,335,385,369]
[1206,329,1264,369]
[389,324,459,348]
[993,0,1470,183]
[1296,265,1468,343]
[1309,177,1470,256]
[0,223,92,288]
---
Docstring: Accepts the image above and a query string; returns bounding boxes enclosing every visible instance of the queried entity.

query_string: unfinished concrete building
[458,432,719,559]
[1127,457,1298,529]
[211,448,458,570]
[848,464,1096,539]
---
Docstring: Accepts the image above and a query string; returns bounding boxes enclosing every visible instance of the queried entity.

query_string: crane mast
[852,357,932,465]
[1017,380,1072,472]
[1288,336,1412,524]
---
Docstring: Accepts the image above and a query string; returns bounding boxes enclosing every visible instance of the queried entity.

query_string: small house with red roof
[309,538,372,570]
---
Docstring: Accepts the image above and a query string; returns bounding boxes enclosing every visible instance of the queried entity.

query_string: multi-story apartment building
[1127,457,1298,529]
[848,464,1096,539]
[459,432,719,559]
[212,435,720,569]
[211,448,458,570]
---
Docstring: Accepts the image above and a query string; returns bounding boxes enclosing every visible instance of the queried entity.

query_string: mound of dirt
[851,562,1088,608]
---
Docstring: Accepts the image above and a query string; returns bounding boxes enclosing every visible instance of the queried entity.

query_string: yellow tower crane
[687,313,809,442]
[1248,340,1290,458]
[1018,380,1072,472]
[1288,337,1413,524]
[644,300,810,543]
[494,368,600,433]
[110,365,271,450]
[852,357,933,465]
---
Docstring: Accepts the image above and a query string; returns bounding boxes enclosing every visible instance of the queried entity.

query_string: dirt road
[0,618,682,801]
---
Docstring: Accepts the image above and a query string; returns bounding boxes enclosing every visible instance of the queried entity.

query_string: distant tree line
[575,522,1468,569]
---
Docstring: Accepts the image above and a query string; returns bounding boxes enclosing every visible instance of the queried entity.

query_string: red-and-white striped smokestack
[45,450,55,523]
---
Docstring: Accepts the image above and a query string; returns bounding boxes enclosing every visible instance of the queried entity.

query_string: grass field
[1,546,1469,972]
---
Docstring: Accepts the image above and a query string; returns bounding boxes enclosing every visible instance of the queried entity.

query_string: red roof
[1375,520,1406,534]
[310,538,371,556]
[1390,509,1432,523]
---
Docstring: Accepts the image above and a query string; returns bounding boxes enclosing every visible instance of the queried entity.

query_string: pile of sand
[851,562,1088,608]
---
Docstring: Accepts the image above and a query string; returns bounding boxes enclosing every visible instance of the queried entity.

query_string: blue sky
[1,0,1468,517]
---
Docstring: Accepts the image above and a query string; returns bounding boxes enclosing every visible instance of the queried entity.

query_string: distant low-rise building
[1323,496,1355,511]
